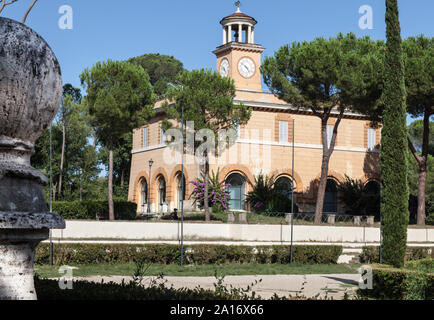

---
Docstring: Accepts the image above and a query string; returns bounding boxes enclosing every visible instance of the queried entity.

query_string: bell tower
[213,3,265,92]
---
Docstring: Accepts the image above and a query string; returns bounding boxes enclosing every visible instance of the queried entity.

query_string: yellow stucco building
[128,7,381,214]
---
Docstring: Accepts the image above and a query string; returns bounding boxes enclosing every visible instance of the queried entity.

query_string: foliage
[381,0,410,268]
[408,120,434,157]
[51,200,137,220]
[246,172,298,214]
[338,175,380,217]
[80,59,155,150]
[402,36,433,119]
[262,33,384,222]
[189,169,230,212]
[407,150,434,221]
[32,84,100,202]
[163,69,251,220]
[34,276,261,301]
[359,246,434,264]
[35,243,342,266]
[128,53,184,96]
[357,264,434,300]
[80,59,155,219]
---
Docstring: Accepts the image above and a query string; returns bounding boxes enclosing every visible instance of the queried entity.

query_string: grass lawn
[34,262,360,279]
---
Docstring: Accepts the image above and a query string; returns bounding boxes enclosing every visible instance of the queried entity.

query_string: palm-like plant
[246,172,276,212]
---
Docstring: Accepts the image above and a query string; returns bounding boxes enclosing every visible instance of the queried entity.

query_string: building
[128,7,381,214]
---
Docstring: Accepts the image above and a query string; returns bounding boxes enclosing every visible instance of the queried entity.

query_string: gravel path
[69,274,361,300]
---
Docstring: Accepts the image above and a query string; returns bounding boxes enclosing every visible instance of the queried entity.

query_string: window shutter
[279,121,289,143]
[143,127,148,148]
[368,128,376,150]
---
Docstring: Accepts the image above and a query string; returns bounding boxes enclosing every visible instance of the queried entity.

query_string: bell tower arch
[213,3,265,92]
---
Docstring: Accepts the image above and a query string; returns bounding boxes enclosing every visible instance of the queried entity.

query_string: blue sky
[2,0,433,123]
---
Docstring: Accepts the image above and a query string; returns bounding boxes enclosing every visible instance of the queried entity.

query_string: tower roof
[220,9,257,25]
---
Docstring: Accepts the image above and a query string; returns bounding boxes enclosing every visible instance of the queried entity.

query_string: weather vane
[235,1,241,10]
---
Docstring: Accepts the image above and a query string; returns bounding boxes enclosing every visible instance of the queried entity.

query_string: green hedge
[360,246,434,264]
[51,201,137,220]
[34,277,255,300]
[357,264,434,300]
[35,243,342,265]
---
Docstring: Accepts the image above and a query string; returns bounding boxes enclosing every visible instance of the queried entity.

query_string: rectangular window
[279,121,288,143]
[143,127,148,148]
[326,125,334,148]
[160,127,165,145]
[368,128,376,150]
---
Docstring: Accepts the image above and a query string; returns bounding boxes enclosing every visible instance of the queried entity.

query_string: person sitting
[169,208,179,220]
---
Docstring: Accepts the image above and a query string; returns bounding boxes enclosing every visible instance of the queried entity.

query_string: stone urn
[0,17,65,300]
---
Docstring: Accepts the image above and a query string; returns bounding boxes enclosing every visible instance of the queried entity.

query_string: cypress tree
[381,0,409,268]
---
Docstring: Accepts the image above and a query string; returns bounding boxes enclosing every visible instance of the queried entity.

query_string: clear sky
[2,0,433,123]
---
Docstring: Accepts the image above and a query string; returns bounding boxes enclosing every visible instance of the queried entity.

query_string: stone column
[251,27,255,44]
[0,17,65,300]
[238,24,243,43]
[228,25,232,43]
[247,25,252,44]
[367,216,375,226]
[223,26,227,45]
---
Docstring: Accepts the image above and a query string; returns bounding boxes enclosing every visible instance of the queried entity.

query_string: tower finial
[235,1,241,12]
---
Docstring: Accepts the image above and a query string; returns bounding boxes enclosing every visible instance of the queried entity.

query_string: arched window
[227,173,245,210]
[157,176,166,212]
[364,180,381,218]
[365,181,380,195]
[274,177,293,199]
[323,179,338,213]
[140,179,148,213]
[176,173,186,210]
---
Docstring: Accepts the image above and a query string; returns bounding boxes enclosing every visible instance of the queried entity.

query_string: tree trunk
[313,108,344,224]
[204,151,210,222]
[408,110,430,225]
[314,153,330,224]
[417,166,426,224]
[108,148,115,220]
[52,182,57,202]
[120,168,125,186]
[58,121,65,199]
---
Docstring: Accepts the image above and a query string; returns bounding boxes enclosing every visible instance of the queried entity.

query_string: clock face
[238,57,255,78]
[220,59,229,77]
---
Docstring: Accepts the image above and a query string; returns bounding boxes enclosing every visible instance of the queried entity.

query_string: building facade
[128,8,381,214]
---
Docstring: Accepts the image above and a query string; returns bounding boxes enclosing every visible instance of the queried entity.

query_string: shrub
[357,265,434,300]
[190,169,230,211]
[51,200,137,220]
[360,246,434,263]
[35,243,342,265]
[426,212,434,226]
[246,172,298,214]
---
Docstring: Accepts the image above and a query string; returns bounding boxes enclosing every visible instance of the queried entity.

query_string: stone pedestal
[0,17,65,300]
[238,212,247,224]
[354,216,361,225]
[285,213,292,224]
[227,212,235,224]
[327,214,336,225]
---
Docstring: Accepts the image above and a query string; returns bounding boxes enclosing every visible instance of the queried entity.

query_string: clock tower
[213,5,265,92]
